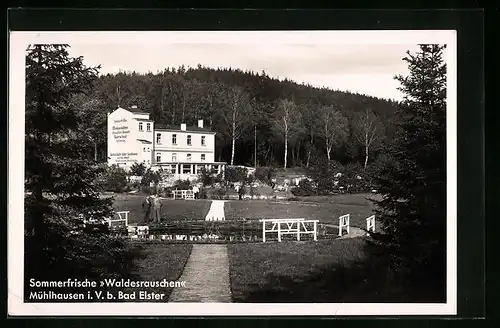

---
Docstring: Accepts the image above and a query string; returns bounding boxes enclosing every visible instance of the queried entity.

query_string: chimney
[131,105,138,109]
[180,123,186,131]
[198,119,203,128]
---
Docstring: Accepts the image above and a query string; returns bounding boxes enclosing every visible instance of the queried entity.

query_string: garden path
[205,200,225,221]
[321,223,367,238]
[168,244,232,302]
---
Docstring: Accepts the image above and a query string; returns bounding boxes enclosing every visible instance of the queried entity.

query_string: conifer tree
[24,45,133,295]
[369,44,447,300]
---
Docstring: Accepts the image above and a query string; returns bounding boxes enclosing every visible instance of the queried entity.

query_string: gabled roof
[117,106,148,114]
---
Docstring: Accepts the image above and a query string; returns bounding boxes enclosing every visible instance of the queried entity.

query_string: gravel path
[205,200,225,221]
[168,244,232,302]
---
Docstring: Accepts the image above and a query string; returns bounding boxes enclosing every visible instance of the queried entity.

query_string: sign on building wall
[108,116,140,165]
[111,118,131,143]
[109,152,139,163]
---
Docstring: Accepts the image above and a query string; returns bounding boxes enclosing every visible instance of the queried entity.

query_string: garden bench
[105,211,129,228]
[259,218,319,242]
[172,190,195,200]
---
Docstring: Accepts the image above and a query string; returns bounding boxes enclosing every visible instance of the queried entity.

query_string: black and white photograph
[9,30,457,316]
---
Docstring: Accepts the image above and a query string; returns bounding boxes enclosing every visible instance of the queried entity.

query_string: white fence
[172,190,195,200]
[338,214,350,236]
[127,225,149,239]
[259,218,319,242]
[106,211,129,228]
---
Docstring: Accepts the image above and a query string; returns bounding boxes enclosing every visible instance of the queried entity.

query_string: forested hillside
[76,65,399,169]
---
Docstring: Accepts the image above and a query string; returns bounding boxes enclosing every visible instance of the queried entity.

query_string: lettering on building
[112,119,130,143]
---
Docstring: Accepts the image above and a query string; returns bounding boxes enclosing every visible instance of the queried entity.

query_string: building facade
[107,106,226,181]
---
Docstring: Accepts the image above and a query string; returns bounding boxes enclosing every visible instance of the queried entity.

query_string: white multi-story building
[107,106,226,181]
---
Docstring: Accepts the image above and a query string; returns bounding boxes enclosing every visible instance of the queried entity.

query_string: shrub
[129,162,147,176]
[249,184,258,198]
[213,187,227,200]
[225,166,248,183]
[291,179,317,196]
[174,179,191,190]
[199,188,208,199]
[308,159,343,195]
[141,168,161,187]
[141,186,154,195]
[197,167,220,186]
[254,167,276,185]
[128,180,141,191]
[245,173,255,184]
[97,165,128,192]
[162,187,173,198]
[337,162,372,194]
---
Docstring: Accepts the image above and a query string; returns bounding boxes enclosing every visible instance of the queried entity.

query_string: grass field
[110,193,378,228]
[111,194,212,224]
[228,238,366,302]
[225,193,378,228]
[120,243,192,302]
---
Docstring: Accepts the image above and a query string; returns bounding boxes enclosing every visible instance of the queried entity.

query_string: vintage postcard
[8,30,457,316]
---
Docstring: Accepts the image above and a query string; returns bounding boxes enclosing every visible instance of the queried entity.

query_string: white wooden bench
[259,218,319,242]
[106,211,129,228]
[172,190,195,200]
[338,214,350,236]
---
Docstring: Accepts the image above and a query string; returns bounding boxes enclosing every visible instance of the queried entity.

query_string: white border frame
[8,30,457,316]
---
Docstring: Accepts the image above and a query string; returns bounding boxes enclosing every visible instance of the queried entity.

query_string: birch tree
[220,85,252,165]
[354,108,385,169]
[320,105,349,161]
[273,99,302,169]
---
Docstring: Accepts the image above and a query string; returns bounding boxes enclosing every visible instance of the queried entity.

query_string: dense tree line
[74,64,399,169]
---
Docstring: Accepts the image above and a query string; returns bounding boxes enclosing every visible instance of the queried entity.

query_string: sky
[67,42,422,101]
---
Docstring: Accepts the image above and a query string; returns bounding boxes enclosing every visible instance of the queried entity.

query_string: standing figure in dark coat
[142,195,153,223]
[152,195,163,223]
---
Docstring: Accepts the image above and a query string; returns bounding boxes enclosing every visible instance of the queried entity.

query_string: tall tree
[71,94,108,161]
[303,102,321,167]
[219,85,253,165]
[370,44,447,300]
[25,45,132,290]
[353,108,385,169]
[273,99,302,169]
[319,105,349,161]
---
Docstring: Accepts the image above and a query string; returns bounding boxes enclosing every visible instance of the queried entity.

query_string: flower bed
[108,219,339,243]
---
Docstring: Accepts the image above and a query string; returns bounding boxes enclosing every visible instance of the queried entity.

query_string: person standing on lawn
[192,184,200,199]
[152,194,163,223]
[141,194,153,223]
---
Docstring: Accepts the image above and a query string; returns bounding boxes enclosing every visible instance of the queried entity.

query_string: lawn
[109,193,377,229]
[110,194,212,224]
[119,242,193,302]
[225,193,377,228]
[228,238,366,302]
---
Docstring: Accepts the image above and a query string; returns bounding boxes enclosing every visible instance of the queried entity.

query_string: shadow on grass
[24,233,147,303]
[237,258,446,303]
